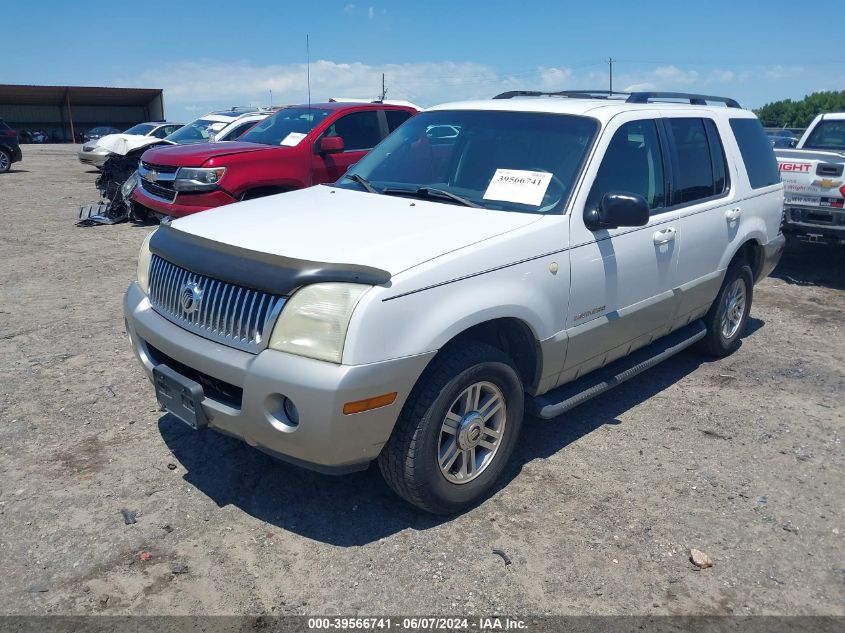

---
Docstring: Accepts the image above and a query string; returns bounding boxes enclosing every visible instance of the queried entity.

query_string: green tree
[755,91,845,128]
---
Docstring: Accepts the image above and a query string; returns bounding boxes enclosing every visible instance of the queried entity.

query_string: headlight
[268,283,371,363]
[173,167,226,192]
[121,170,139,198]
[137,230,155,294]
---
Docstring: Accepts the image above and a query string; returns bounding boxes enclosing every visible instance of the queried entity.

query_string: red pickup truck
[133,101,418,218]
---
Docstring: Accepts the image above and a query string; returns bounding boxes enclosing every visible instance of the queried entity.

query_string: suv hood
[170,186,541,276]
[141,141,274,167]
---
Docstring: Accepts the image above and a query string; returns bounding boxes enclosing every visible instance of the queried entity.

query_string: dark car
[765,129,800,148]
[83,126,121,142]
[0,118,22,173]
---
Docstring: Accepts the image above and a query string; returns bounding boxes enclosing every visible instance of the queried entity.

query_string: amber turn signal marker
[342,392,398,415]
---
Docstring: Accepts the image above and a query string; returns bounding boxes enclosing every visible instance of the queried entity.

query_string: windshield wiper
[343,173,379,194]
[382,186,482,208]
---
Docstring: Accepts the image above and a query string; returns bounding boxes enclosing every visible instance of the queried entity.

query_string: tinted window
[221,120,259,141]
[165,119,219,143]
[325,111,382,151]
[668,118,715,204]
[802,120,845,151]
[385,109,413,132]
[124,123,156,136]
[729,118,780,189]
[151,126,170,139]
[588,119,666,211]
[704,119,728,195]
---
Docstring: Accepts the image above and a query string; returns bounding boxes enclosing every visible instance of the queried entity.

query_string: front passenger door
[562,117,680,381]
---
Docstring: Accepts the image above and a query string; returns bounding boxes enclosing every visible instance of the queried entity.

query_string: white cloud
[129,59,818,120]
[133,59,579,118]
[763,65,806,80]
[343,3,355,13]
[623,82,656,92]
[538,67,573,90]
[368,6,374,19]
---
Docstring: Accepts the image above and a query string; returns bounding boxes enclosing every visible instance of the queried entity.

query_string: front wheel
[696,260,754,357]
[378,343,524,515]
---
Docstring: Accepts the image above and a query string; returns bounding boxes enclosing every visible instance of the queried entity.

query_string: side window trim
[652,118,674,216]
[703,118,730,194]
[662,116,732,212]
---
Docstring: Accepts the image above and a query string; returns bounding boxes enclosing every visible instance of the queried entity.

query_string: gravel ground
[0,145,843,617]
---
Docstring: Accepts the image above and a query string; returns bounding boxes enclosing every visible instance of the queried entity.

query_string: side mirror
[584,192,650,230]
[319,135,344,154]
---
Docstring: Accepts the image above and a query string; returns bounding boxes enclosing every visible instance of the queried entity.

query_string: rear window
[729,118,780,189]
[0,120,12,132]
[802,120,845,151]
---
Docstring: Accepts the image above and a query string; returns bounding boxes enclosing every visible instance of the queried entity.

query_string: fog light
[283,397,300,426]
[264,394,299,431]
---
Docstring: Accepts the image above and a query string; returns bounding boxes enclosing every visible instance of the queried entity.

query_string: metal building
[0,84,165,143]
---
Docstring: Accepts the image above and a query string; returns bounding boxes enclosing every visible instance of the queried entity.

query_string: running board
[530,320,706,419]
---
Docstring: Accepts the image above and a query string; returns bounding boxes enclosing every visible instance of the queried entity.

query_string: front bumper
[77,148,109,167]
[133,184,236,218]
[124,282,434,473]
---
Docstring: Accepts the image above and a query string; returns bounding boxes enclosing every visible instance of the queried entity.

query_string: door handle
[725,207,742,221]
[653,227,676,245]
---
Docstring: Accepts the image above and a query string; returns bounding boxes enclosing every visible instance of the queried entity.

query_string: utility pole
[380,73,387,101]
[608,57,614,94]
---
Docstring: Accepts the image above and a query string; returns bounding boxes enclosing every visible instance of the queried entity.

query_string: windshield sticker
[209,122,227,131]
[483,169,552,206]
[281,132,307,147]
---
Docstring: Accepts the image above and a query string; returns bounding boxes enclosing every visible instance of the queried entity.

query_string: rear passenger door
[666,116,736,326]
[563,115,681,382]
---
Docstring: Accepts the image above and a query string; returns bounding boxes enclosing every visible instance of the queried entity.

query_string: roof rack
[626,92,741,108]
[493,89,741,108]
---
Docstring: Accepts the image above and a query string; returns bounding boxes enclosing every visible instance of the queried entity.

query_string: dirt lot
[0,145,843,617]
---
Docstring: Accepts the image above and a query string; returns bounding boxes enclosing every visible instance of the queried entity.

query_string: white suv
[163,107,275,145]
[125,90,785,514]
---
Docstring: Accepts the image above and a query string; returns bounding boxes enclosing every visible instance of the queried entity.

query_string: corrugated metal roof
[0,84,162,106]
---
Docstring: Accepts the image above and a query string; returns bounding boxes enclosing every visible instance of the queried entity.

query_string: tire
[378,342,524,515]
[0,149,11,174]
[696,259,754,358]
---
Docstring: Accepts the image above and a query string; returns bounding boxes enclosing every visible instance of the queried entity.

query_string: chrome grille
[140,178,177,202]
[148,255,286,353]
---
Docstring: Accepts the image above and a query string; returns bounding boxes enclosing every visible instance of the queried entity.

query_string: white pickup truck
[125,90,785,514]
[776,112,845,245]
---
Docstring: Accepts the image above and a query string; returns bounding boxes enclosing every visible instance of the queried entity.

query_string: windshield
[803,120,845,151]
[238,107,332,146]
[165,119,225,144]
[335,110,598,213]
[124,123,156,136]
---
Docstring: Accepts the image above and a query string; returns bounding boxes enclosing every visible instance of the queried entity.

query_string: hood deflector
[149,223,391,296]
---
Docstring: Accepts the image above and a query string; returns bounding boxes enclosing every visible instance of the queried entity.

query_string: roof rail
[493,89,741,108]
[494,89,630,100]
[626,92,741,108]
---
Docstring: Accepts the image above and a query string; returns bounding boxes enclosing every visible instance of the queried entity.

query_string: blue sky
[6,0,843,121]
